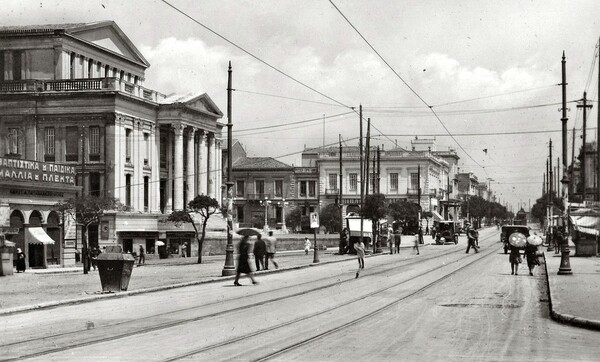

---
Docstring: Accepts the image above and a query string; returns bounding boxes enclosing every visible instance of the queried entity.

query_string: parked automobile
[501,225,530,253]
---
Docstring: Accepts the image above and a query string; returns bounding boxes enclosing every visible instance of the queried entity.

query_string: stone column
[151,125,160,213]
[173,124,185,210]
[198,132,208,195]
[165,127,173,212]
[186,128,196,202]
[207,133,214,198]
[215,139,222,203]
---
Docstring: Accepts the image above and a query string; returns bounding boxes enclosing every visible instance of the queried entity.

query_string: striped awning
[569,208,600,236]
[26,227,55,245]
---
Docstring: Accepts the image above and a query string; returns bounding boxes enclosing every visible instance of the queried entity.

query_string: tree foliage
[531,191,564,226]
[286,207,303,231]
[167,195,220,264]
[388,200,420,222]
[54,195,120,274]
[319,203,342,233]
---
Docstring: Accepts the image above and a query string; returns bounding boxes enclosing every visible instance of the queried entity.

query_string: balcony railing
[0,78,165,103]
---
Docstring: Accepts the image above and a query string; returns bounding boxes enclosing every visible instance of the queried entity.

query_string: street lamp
[279,198,288,234]
[558,174,572,275]
[261,197,271,232]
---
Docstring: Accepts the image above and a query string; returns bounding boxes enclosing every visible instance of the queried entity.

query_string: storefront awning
[570,208,600,236]
[26,227,55,245]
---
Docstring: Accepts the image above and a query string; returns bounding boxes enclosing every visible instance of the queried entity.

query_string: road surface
[2,228,599,361]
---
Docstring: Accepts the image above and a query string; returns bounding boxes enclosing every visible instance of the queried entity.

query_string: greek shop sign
[0,157,76,185]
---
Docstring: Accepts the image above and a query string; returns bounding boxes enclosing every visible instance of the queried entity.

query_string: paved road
[2,228,599,361]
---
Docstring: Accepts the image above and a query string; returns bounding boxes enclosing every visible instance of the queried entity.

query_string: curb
[0,252,366,317]
[544,252,600,331]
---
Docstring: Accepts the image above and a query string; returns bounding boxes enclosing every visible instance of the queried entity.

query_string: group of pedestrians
[509,234,541,276]
[234,231,278,286]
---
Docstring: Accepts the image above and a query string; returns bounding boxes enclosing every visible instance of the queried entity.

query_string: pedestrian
[354,238,365,278]
[425,225,429,235]
[523,240,539,276]
[465,223,479,254]
[264,231,278,270]
[234,235,258,286]
[387,227,393,255]
[509,243,521,275]
[304,237,311,255]
[138,244,145,265]
[340,228,348,255]
[253,234,266,271]
[90,247,100,271]
[15,248,26,273]
[394,228,402,254]
[181,242,187,258]
[414,228,421,255]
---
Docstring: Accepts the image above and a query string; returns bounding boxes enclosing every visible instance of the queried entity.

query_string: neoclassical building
[0,21,223,265]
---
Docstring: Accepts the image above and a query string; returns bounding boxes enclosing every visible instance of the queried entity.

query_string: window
[65,126,79,161]
[299,181,307,197]
[104,64,109,77]
[144,176,149,211]
[349,173,357,191]
[236,180,245,197]
[143,133,149,165]
[390,173,398,191]
[274,180,283,197]
[90,172,101,197]
[236,206,244,223]
[308,181,316,197]
[44,127,55,158]
[89,126,100,156]
[125,174,132,207]
[12,51,22,80]
[8,128,20,155]
[255,180,265,197]
[410,173,419,190]
[125,128,132,163]
[329,173,337,190]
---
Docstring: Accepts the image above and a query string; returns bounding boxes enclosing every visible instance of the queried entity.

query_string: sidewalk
[544,248,600,330]
[0,247,376,316]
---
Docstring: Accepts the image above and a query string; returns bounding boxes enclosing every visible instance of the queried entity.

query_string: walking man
[264,231,278,270]
[253,234,266,271]
[394,227,402,254]
[138,244,145,265]
[414,227,422,255]
[465,223,479,254]
[354,238,365,278]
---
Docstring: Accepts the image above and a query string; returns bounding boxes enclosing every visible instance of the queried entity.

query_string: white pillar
[215,139,222,204]
[165,129,173,212]
[186,128,196,202]
[197,132,207,195]
[151,125,160,213]
[207,134,214,198]
[173,124,184,210]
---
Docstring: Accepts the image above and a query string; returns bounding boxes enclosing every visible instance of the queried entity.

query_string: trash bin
[0,246,14,276]
[96,245,135,292]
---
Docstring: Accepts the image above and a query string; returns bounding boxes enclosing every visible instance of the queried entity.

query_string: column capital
[186,127,196,138]
[173,123,185,136]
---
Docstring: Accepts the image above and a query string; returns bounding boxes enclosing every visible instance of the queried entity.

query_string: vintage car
[501,225,530,253]
[435,221,459,245]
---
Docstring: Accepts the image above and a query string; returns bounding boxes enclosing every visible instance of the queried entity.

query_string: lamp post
[221,61,236,276]
[279,198,288,234]
[261,197,271,232]
[558,175,572,275]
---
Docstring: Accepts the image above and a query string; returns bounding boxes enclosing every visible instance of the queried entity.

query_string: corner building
[0,22,223,263]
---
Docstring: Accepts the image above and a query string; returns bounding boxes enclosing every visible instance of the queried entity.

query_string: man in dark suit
[253,235,266,271]
[465,223,479,254]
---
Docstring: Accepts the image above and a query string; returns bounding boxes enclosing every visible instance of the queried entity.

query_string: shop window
[122,239,133,253]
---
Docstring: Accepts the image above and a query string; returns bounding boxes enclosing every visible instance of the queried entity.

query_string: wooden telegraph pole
[577,92,593,202]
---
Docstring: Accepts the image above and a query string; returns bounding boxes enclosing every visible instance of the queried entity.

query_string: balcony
[0,78,165,103]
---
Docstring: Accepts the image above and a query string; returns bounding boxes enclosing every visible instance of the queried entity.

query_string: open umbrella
[236,228,262,237]
[508,232,527,248]
[155,240,165,246]
[526,234,543,246]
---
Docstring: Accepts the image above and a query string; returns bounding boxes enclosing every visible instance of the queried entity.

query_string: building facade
[0,22,223,262]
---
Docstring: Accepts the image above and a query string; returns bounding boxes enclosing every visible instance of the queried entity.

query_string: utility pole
[365,118,371,199]
[577,92,593,202]
[597,37,600,202]
[558,51,572,275]
[222,61,236,276]
[376,146,381,194]
[548,140,554,252]
[417,164,422,222]
[570,127,575,199]
[359,105,364,247]
[339,134,344,254]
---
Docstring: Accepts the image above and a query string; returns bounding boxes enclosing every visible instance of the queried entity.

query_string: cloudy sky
[5,0,600,211]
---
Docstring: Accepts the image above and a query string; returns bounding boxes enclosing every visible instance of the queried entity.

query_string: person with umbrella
[234,229,259,286]
[508,232,526,275]
[524,233,542,276]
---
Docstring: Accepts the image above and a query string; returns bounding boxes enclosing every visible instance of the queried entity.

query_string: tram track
[3,232,499,361]
[159,235,501,361]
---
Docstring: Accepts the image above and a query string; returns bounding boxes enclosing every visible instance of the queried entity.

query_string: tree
[286,207,303,232]
[388,200,420,223]
[55,195,119,274]
[531,191,564,226]
[319,203,342,233]
[167,195,220,264]
[362,194,387,251]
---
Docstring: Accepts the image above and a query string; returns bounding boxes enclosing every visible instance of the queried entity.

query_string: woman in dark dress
[16,248,26,273]
[523,241,540,276]
[234,235,257,286]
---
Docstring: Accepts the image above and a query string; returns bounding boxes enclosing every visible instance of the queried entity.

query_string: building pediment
[160,92,224,118]
[67,21,150,68]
